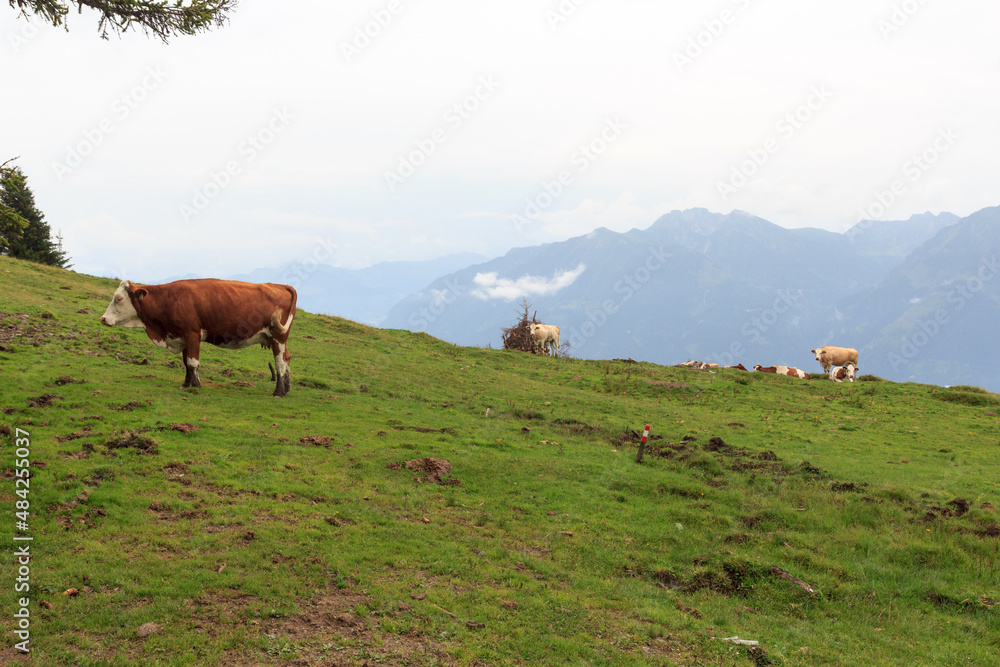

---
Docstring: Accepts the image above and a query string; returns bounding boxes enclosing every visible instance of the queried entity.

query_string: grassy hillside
[1,254,998,666]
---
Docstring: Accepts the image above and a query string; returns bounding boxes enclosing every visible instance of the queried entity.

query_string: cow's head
[100,280,148,328]
[753,364,762,371]
[845,363,858,379]
[529,323,538,335]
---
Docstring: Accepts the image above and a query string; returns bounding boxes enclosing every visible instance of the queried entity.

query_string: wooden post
[635,424,651,463]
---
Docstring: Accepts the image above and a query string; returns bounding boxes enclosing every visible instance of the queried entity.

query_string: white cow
[829,362,858,383]
[812,346,859,373]
[528,323,560,357]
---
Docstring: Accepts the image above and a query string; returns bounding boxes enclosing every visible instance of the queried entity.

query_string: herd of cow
[679,346,860,382]
[99,278,859,396]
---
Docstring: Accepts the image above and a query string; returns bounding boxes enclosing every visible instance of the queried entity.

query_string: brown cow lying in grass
[753,364,808,379]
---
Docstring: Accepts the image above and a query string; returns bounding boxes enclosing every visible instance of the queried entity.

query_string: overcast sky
[4,1,998,281]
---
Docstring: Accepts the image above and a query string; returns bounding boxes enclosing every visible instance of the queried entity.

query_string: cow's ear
[133,288,148,300]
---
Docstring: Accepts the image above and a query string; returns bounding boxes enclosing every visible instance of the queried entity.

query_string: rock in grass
[136,622,163,638]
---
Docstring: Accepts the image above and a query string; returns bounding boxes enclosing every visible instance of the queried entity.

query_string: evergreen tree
[0,161,71,268]
[8,0,237,42]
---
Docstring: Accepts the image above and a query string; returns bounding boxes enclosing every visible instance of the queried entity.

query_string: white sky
[3,1,998,281]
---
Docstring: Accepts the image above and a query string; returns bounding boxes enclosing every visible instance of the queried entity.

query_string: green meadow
[1,254,998,666]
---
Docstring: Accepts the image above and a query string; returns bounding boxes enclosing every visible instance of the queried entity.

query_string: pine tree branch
[9,1,238,42]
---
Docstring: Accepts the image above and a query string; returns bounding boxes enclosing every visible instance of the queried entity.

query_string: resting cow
[829,363,858,383]
[811,346,858,373]
[528,323,560,357]
[100,279,297,396]
[753,364,808,379]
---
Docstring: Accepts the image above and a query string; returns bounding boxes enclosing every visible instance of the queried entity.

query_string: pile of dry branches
[502,298,542,354]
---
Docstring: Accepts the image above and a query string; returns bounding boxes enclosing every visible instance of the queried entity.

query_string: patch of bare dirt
[829,481,868,493]
[170,423,199,434]
[0,312,59,351]
[704,436,733,453]
[299,435,333,448]
[948,497,970,516]
[104,430,158,455]
[55,425,94,442]
[402,458,458,485]
[551,418,605,436]
[27,393,63,408]
[977,523,1000,538]
[111,400,150,411]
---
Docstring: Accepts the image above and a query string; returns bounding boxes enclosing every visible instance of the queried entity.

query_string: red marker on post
[636,423,652,463]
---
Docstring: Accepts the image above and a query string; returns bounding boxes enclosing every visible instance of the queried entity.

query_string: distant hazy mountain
[835,206,1000,388]
[228,252,490,325]
[844,211,960,277]
[383,207,998,391]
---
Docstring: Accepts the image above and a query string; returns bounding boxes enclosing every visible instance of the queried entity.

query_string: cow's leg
[271,340,291,397]
[181,335,202,389]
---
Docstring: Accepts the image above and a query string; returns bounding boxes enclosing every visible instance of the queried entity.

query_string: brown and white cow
[811,346,858,373]
[753,364,808,379]
[100,279,297,396]
[528,323,560,357]
[829,362,858,383]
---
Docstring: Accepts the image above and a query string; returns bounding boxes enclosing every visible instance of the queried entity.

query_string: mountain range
[382,207,998,391]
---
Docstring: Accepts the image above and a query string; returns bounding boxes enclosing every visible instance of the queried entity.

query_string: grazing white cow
[811,346,858,373]
[829,363,858,383]
[528,323,560,357]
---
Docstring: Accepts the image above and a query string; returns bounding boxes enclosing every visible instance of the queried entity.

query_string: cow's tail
[272,285,297,335]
